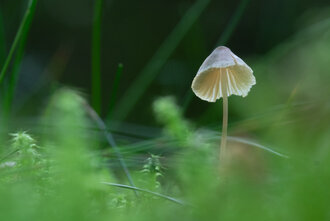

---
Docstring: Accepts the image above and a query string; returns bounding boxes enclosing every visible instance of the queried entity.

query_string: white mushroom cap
[191,46,256,102]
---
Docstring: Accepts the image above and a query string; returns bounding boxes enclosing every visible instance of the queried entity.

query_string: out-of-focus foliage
[0,84,330,220]
[153,96,192,145]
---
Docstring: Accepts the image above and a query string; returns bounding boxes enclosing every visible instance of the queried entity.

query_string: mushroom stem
[220,69,228,164]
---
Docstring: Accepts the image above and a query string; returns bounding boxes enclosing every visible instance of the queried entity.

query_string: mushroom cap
[191,46,256,102]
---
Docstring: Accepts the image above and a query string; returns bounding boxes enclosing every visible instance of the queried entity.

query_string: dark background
[1,0,329,125]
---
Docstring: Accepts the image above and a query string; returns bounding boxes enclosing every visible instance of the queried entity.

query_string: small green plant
[141,154,164,189]
[10,131,40,167]
[153,96,192,146]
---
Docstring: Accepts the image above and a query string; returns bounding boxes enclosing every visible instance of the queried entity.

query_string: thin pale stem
[220,69,228,164]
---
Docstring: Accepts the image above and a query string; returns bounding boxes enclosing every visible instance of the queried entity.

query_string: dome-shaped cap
[191,46,256,102]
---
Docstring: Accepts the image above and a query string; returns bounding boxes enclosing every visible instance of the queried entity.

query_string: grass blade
[107,63,123,120]
[0,149,19,162]
[227,136,289,158]
[111,0,211,123]
[215,0,250,46]
[0,10,6,67]
[102,182,187,206]
[83,102,138,197]
[0,0,38,86]
[91,0,103,114]
[3,11,36,115]
[0,9,6,109]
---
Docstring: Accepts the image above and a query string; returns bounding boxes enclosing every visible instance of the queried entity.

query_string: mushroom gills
[194,67,253,102]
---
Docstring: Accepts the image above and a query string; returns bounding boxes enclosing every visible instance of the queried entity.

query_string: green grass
[0,0,37,86]
[107,63,124,120]
[1,88,329,220]
[215,0,250,46]
[84,102,137,195]
[0,0,38,119]
[111,0,211,123]
[0,10,6,67]
[3,24,31,116]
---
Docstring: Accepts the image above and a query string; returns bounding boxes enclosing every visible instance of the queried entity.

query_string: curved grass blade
[102,182,187,206]
[191,129,289,158]
[227,136,290,158]
[83,103,138,197]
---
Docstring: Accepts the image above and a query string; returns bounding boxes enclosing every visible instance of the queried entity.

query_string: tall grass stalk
[111,0,211,123]
[216,0,250,45]
[182,0,250,113]
[102,182,186,205]
[0,10,6,109]
[0,0,38,86]
[0,10,5,66]
[3,21,33,115]
[91,0,103,114]
[107,63,123,120]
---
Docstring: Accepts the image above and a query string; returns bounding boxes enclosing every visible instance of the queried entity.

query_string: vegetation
[0,0,330,220]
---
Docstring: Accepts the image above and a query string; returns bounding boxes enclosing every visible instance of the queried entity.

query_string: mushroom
[191,46,256,164]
